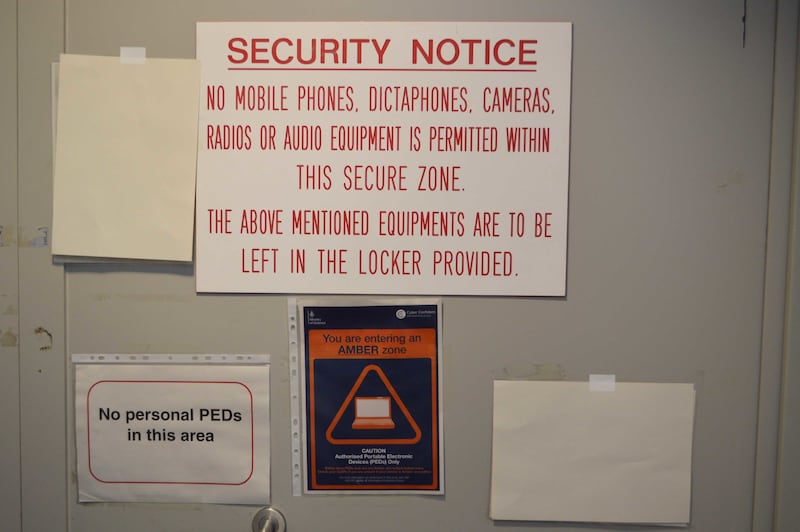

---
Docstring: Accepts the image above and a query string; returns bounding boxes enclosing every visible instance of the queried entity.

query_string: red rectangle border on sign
[86,380,255,486]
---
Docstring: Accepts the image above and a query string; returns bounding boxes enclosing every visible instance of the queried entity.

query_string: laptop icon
[352,396,395,430]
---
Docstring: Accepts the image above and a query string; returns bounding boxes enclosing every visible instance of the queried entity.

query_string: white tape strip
[120,46,146,64]
[287,297,303,496]
[589,374,616,392]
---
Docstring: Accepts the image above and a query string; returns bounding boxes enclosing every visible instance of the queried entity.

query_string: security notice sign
[73,355,270,504]
[296,299,443,493]
[195,22,572,296]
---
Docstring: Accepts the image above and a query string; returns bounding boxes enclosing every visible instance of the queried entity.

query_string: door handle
[252,507,287,532]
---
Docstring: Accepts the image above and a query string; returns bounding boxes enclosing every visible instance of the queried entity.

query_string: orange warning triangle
[325,364,422,445]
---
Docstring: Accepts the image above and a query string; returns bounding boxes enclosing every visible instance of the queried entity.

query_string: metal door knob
[252,507,287,532]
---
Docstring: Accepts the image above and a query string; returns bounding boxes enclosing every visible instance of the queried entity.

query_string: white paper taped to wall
[52,53,199,262]
[490,380,695,525]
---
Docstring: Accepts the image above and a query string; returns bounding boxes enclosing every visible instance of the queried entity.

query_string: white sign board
[73,355,270,504]
[196,22,572,295]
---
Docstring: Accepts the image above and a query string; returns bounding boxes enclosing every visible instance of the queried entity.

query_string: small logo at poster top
[306,310,325,325]
[395,309,406,320]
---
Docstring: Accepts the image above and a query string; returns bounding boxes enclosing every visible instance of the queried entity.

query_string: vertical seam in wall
[753,3,794,531]
[14,0,22,529]
[754,3,776,525]
[775,5,800,530]
[63,265,71,532]
[61,4,69,530]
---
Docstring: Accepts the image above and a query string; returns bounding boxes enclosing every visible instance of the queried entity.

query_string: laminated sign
[295,299,444,493]
[73,355,270,504]
[195,21,572,295]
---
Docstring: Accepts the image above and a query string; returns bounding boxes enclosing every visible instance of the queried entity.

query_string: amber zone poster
[298,299,443,493]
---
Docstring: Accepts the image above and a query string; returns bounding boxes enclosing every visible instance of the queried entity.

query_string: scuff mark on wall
[494,362,565,380]
[2,305,17,316]
[0,329,18,347]
[0,224,16,247]
[716,167,743,192]
[22,227,49,248]
[34,326,53,350]
[91,293,195,304]
[30,227,50,248]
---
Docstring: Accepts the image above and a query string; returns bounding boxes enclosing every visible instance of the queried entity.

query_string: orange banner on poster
[308,328,436,358]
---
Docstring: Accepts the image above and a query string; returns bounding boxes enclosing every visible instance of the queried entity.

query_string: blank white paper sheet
[490,380,695,525]
[52,54,199,261]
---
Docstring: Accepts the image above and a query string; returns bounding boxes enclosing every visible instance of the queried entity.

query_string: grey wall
[2,1,799,531]
[0,0,21,529]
